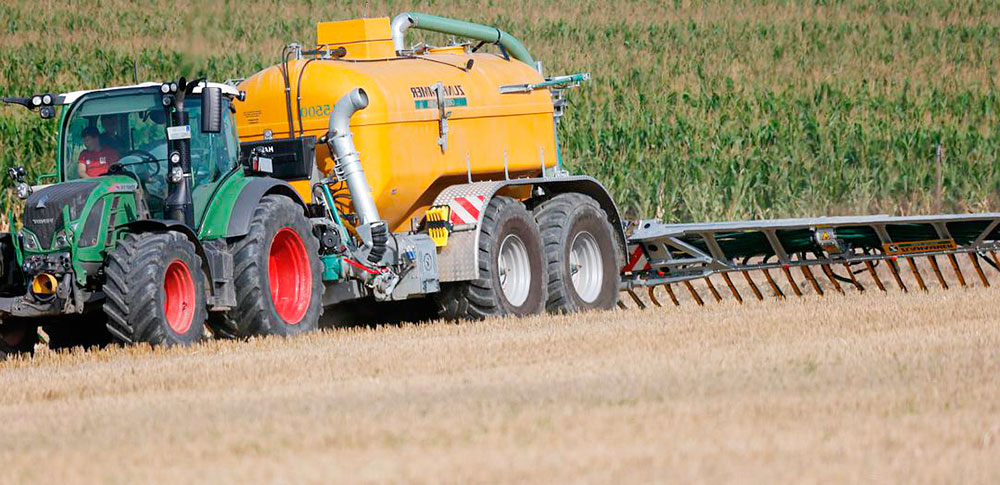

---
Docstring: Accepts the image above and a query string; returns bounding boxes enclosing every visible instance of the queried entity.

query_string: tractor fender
[431,175,626,282]
[224,178,307,238]
[118,219,213,284]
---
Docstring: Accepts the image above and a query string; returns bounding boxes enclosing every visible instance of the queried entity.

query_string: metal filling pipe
[390,12,535,66]
[326,88,380,226]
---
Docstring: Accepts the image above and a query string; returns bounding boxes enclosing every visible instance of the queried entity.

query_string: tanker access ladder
[618,212,1000,308]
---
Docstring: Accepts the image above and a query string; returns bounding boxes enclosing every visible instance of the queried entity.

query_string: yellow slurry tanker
[233,12,1000,323]
[234,14,627,321]
[2,13,999,357]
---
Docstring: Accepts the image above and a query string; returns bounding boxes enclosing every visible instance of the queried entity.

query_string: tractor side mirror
[201,87,223,134]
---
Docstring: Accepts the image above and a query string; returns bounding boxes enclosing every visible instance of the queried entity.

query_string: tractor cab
[56,82,242,221]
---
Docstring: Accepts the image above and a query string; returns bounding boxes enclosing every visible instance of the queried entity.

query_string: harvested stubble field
[1,285,999,483]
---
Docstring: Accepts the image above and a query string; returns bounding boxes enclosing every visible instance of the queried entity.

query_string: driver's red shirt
[78,148,118,177]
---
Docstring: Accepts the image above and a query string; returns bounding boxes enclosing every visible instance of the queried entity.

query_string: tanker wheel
[103,232,207,346]
[43,311,112,351]
[534,193,622,313]
[436,196,547,320]
[208,195,322,338]
[0,318,38,361]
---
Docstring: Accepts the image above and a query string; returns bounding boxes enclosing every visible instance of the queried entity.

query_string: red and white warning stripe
[622,245,651,273]
[449,195,487,225]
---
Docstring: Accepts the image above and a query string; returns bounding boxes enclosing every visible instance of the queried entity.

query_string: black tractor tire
[436,196,547,320]
[0,318,38,361]
[533,193,622,313]
[43,311,113,351]
[103,232,207,346]
[208,195,322,338]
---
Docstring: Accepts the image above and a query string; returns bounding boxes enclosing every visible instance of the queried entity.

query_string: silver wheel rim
[498,234,531,307]
[569,230,603,303]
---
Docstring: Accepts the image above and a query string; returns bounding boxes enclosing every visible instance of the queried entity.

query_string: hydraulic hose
[367,221,388,265]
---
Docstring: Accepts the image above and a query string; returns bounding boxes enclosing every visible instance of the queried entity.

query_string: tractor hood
[21,176,137,253]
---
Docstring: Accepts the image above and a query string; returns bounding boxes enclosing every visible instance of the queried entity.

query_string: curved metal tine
[927,255,948,289]
[842,263,864,292]
[947,254,967,287]
[704,277,723,302]
[627,289,647,309]
[648,285,680,307]
[742,271,764,301]
[887,258,907,292]
[782,266,804,297]
[992,251,1000,274]
[683,280,704,306]
[969,253,990,287]
[664,284,680,306]
[762,269,784,298]
[617,298,628,309]
[721,273,743,303]
[907,257,927,291]
[647,286,662,307]
[801,265,824,296]
[864,260,886,292]
[820,264,844,294]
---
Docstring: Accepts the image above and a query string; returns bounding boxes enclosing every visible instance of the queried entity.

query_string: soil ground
[1,277,998,483]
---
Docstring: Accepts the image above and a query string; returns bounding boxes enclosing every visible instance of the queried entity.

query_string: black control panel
[239,136,316,180]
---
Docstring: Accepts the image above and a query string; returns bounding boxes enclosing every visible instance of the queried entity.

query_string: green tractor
[0,79,323,358]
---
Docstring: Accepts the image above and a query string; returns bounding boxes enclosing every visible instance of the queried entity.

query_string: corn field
[1,0,999,222]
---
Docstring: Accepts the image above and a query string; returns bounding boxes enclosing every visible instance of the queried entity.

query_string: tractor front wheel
[209,195,322,338]
[103,232,207,346]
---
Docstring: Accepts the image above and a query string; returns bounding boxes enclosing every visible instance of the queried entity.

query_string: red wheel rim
[163,259,195,334]
[268,227,311,324]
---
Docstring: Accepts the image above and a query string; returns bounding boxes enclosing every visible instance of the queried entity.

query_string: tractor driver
[99,114,127,153]
[77,126,119,178]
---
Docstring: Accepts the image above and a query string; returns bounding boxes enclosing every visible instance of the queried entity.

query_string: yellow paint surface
[237,19,557,231]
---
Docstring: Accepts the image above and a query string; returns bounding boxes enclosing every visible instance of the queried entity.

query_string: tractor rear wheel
[0,318,38,361]
[534,193,621,313]
[103,232,207,346]
[436,196,547,319]
[208,195,322,338]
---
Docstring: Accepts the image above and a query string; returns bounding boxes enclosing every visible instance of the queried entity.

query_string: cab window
[61,89,239,220]
[62,90,237,187]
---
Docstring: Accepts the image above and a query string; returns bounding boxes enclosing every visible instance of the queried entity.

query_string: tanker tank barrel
[237,16,559,234]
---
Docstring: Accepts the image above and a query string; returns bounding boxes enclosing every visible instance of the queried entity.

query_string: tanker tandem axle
[1,13,999,358]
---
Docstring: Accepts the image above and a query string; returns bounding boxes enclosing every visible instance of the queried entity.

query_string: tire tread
[103,232,205,346]
[534,193,621,313]
[436,196,545,320]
